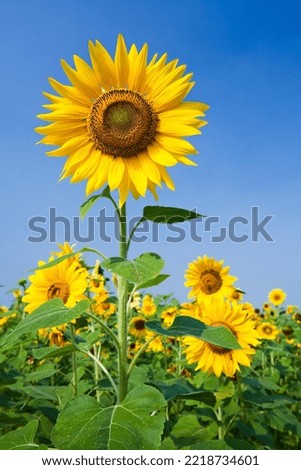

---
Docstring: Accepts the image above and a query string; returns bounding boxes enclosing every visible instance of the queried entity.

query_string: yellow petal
[108,157,125,190]
[147,141,177,166]
[126,157,147,196]
[114,34,129,87]
[88,40,115,90]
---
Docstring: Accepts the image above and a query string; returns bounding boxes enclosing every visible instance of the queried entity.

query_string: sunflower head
[256,322,280,340]
[184,255,237,302]
[22,254,88,314]
[183,298,260,377]
[36,34,209,205]
[161,306,178,327]
[140,294,157,317]
[268,288,287,306]
[129,316,148,338]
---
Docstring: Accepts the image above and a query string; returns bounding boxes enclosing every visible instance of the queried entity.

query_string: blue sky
[1,0,301,308]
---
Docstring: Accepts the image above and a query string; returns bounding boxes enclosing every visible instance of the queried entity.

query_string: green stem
[126,217,145,252]
[117,202,129,403]
[85,350,118,397]
[127,335,159,378]
[217,405,225,440]
[69,323,78,396]
[85,311,120,351]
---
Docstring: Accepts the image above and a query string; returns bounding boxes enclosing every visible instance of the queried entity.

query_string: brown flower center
[263,326,273,335]
[134,319,146,331]
[47,282,70,303]
[200,269,223,295]
[87,89,158,158]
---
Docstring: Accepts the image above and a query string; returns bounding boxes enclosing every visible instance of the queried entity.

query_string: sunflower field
[0,34,300,451]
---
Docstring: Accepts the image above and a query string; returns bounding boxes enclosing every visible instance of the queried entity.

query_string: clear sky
[1,0,301,308]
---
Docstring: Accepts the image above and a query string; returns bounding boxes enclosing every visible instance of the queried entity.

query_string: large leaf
[51,385,166,450]
[32,345,77,360]
[143,206,204,224]
[0,299,89,346]
[149,380,216,406]
[80,186,111,219]
[135,274,170,290]
[146,316,241,350]
[102,253,164,286]
[0,419,46,450]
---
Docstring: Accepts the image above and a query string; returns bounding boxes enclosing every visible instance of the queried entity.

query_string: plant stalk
[117,202,128,403]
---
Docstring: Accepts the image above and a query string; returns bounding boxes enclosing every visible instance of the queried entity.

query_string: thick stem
[217,405,225,440]
[117,202,129,403]
[69,323,78,396]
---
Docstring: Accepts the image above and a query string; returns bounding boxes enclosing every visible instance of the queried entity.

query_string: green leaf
[80,186,111,219]
[136,274,170,290]
[102,253,164,286]
[0,419,46,450]
[190,439,232,450]
[224,438,256,450]
[0,299,89,347]
[32,345,77,360]
[146,316,241,350]
[143,206,204,224]
[149,380,216,406]
[24,363,57,382]
[51,385,166,450]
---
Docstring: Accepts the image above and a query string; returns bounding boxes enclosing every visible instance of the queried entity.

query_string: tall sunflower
[184,255,237,302]
[23,257,88,313]
[36,34,209,205]
[183,299,260,377]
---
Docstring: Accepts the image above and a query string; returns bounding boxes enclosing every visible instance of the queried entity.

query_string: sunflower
[161,306,178,327]
[39,325,68,347]
[93,300,116,318]
[184,256,237,302]
[286,305,297,315]
[129,291,141,312]
[256,322,280,340]
[36,34,208,205]
[23,257,88,313]
[268,288,286,306]
[141,294,156,317]
[129,316,148,338]
[183,299,260,377]
[146,334,164,353]
[228,288,244,302]
[0,307,10,327]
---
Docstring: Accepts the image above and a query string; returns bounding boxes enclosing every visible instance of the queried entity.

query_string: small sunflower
[256,322,280,340]
[146,334,164,353]
[184,255,237,302]
[23,257,88,313]
[141,294,156,317]
[36,34,209,206]
[0,307,10,327]
[93,301,116,318]
[183,299,260,377]
[286,305,297,315]
[161,306,178,327]
[228,288,244,302]
[39,325,68,347]
[129,291,141,312]
[292,312,301,324]
[129,316,148,338]
[268,288,286,306]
